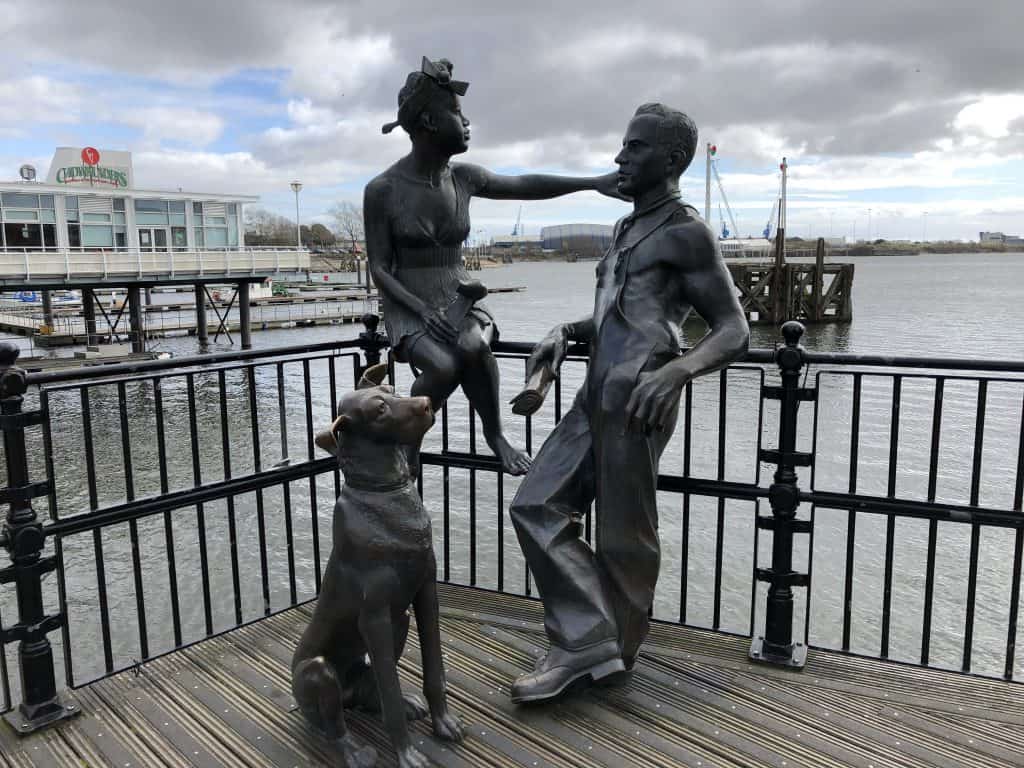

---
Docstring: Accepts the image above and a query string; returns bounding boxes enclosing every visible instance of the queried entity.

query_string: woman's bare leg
[404,335,461,476]
[457,321,531,476]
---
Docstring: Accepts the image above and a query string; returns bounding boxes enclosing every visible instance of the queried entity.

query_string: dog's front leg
[359,609,429,768]
[413,579,463,742]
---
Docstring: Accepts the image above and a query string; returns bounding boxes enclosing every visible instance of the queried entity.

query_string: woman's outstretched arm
[457,163,625,201]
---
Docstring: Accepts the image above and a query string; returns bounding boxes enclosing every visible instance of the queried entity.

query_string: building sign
[46,147,133,189]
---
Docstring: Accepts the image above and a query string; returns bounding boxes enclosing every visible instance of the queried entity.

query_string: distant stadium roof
[541,223,615,250]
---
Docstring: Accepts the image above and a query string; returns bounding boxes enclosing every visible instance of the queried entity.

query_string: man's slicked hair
[634,103,698,175]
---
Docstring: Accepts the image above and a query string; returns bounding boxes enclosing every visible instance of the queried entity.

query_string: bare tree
[244,206,296,245]
[328,201,365,252]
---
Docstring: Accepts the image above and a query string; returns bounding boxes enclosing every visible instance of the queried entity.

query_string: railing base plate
[3,696,80,736]
[749,636,807,670]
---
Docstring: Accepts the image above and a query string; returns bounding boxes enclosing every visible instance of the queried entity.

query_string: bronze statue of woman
[365,56,622,475]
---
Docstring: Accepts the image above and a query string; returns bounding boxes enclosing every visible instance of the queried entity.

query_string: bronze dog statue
[292,363,463,768]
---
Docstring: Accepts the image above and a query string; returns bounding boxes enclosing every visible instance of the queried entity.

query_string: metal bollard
[0,343,79,733]
[356,313,388,379]
[750,321,812,669]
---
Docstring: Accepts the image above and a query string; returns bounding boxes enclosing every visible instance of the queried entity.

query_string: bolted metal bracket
[3,697,81,736]
[749,636,807,669]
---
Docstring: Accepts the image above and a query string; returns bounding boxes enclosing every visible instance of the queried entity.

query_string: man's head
[615,103,698,197]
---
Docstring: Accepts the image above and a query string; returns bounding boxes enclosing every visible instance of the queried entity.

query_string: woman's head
[382,57,471,155]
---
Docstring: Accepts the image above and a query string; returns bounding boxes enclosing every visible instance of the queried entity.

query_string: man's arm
[524,316,594,383]
[665,221,750,380]
[457,163,623,201]
[626,221,749,432]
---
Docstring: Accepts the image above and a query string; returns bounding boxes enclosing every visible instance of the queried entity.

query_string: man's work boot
[594,655,636,688]
[510,639,624,704]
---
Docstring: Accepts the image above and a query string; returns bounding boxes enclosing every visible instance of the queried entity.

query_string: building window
[67,195,122,250]
[191,201,240,249]
[135,198,167,213]
[2,193,58,250]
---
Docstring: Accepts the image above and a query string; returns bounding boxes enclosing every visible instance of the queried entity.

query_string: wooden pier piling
[728,236,854,325]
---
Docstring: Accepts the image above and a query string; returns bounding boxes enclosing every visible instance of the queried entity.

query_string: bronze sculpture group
[293,56,749,767]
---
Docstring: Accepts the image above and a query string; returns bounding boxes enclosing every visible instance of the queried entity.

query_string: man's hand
[626,365,690,434]
[525,324,569,381]
[424,308,459,345]
[595,171,631,202]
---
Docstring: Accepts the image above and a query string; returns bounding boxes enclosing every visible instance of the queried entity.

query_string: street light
[922,211,928,243]
[290,181,303,249]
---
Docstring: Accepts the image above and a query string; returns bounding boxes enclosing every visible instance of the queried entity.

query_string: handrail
[2,316,1024,734]
[25,338,364,386]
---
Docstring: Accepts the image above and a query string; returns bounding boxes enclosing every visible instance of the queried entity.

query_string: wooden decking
[2,584,1022,767]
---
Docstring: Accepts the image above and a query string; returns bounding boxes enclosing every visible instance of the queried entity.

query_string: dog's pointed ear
[314,414,350,456]
[357,363,389,390]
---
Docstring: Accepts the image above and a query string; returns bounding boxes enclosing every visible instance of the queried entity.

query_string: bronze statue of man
[509,103,750,703]
[365,57,622,476]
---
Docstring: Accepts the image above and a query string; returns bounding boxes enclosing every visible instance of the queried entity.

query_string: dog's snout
[416,396,433,415]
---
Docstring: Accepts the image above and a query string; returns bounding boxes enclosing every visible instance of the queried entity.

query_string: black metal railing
[1,317,1023,733]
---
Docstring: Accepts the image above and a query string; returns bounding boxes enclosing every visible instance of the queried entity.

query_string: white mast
[704,142,712,222]
[779,157,788,233]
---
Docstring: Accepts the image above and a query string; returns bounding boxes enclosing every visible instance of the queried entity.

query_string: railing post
[0,344,80,733]
[750,320,812,669]
[356,313,387,379]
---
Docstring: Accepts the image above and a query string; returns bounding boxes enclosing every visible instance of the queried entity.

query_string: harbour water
[3,251,1024,695]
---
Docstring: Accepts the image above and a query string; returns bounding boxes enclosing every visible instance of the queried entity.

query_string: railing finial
[781,320,804,348]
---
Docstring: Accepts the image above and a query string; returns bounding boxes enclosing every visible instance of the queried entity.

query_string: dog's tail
[293,655,343,740]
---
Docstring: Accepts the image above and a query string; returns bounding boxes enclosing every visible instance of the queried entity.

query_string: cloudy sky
[2,0,1022,242]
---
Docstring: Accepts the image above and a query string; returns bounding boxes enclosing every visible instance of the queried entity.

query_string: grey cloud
[7,0,1023,181]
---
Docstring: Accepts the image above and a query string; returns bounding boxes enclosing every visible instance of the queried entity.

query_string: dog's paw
[340,733,377,768]
[397,745,430,768]
[403,693,428,721]
[432,710,464,743]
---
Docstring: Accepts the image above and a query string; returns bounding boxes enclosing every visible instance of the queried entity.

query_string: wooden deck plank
[1,584,1021,767]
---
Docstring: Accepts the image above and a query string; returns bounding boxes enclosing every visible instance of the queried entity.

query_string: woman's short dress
[379,165,496,362]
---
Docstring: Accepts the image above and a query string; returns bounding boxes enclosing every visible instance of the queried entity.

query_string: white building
[0,147,307,282]
[2,147,252,253]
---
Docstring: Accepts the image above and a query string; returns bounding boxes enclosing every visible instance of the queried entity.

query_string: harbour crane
[710,158,740,239]
[511,206,523,236]
[763,198,779,240]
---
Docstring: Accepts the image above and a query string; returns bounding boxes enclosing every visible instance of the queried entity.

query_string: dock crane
[705,144,787,243]
[511,206,523,236]
[704,143,741,238]
[710,156,740,239]
[763,198,779,239]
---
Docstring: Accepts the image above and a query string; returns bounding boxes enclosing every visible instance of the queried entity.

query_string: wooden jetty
[2,585,1021,768]
[728,237,854,325]
[0,292,379,346]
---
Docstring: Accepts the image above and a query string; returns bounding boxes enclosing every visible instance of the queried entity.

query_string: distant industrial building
[490,233,542,249]
[980,231,1024,247]
[540,223,614,255]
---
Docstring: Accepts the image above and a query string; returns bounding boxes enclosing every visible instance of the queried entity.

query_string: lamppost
[290,181,303,249]
[922,211,928,242]
[867,208,872,242]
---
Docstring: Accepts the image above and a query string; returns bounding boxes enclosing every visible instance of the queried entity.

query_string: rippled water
[3,252,1023,698]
